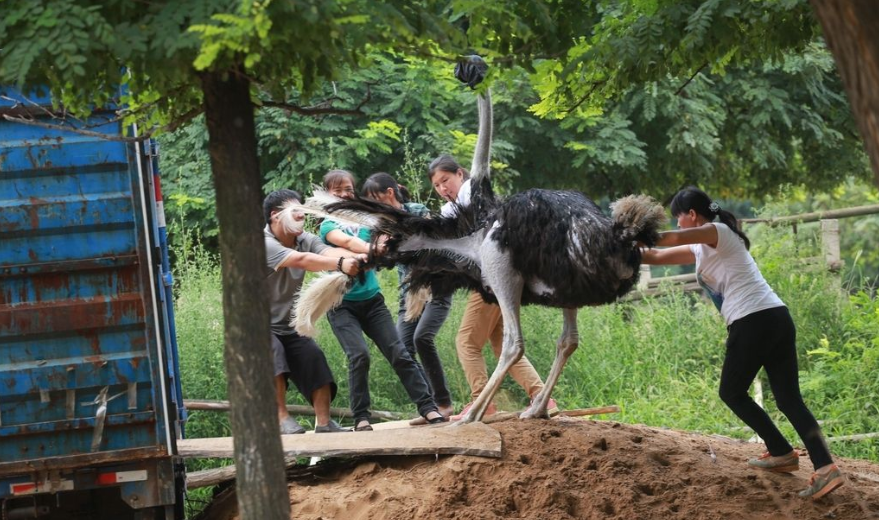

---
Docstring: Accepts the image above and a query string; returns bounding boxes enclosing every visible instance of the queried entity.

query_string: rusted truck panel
[0,88,185,519]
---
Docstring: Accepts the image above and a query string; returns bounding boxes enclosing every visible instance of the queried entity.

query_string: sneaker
[279,416,306,435]
[799,465,844,500]
[314,420,350,433]
[747,450,799,473]
[450,400,496,421]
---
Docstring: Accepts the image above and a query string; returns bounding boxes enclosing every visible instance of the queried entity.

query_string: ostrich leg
[455,241,525,425]
[520,307,579,419]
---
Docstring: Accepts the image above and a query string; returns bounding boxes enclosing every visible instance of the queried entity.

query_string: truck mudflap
[2,458,178,511]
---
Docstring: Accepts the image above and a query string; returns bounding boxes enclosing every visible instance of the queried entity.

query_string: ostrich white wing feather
[277,198,384,231]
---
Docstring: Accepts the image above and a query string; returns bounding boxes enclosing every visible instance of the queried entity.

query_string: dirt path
[202,417,879,520]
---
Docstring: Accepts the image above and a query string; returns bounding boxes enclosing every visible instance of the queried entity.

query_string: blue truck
[0,88,186,519]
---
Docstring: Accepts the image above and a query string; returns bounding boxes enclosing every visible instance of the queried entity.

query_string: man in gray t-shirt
[263,189,363,434]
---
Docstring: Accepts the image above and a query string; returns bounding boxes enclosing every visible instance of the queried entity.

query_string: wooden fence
[628,203,879,300]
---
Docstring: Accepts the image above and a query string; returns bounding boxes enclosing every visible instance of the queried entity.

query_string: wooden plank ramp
[178,421,502,461]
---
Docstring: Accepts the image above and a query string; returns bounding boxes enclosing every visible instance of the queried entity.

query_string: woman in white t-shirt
[642,187,843,500]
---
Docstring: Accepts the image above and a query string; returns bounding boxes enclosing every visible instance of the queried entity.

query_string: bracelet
[337,257,345,272]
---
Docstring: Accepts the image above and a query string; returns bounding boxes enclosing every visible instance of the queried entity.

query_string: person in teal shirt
[361,172,454,424]
[319,169,444,431]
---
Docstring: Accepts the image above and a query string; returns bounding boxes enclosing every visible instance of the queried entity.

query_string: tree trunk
[810,1,879,185]
[201,67,290,520]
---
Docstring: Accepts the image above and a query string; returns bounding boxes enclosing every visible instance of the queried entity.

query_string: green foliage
[189,1,273,72]
[538,43,869,198]
[157,116,217,252]
[7,1,871,224]
[552,0,819,112]
[159,43,870,251]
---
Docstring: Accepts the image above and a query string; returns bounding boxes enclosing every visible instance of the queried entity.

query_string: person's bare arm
[655,224,718,248]
[319,246,365,260]
[641,246,696,265]
[276,250,361,276]
[640,224,717,266]
[324,229,370,254]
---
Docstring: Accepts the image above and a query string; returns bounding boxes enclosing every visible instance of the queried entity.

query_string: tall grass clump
[172,242,230,516]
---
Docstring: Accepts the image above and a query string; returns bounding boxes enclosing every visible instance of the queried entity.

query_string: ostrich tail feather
[291,272,351,337]
[403,286,432,322]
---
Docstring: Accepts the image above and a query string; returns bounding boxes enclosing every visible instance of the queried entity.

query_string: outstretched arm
[641,246,695,266]
[276,250,361,276]
[641,224,718,265]
[319,246,367,261]
[656,224,718,248]
[324,229,370,254]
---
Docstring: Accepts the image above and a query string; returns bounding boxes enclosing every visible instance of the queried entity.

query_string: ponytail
[670,187,750,249]
[715,208,749,249]
[362,172,407,204]
[398,184,412,204]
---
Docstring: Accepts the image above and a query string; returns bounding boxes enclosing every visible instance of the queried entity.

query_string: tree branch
[674,63,708,96]
[1,86,193,132]
[259,84,373,116]
[491,50,567,64]
[2,107,202,143]
[563,80,606,114]
[399,46,567,65]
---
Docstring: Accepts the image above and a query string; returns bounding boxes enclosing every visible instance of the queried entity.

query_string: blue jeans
[397,292,453,407]
[327,293,437,421]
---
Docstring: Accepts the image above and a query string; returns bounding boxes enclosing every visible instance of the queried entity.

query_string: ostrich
[288,57,667,423]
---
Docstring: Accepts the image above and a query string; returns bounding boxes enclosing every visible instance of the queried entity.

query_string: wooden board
[559,405,621,417]
[177,421,502,460]
[183,399,404,421]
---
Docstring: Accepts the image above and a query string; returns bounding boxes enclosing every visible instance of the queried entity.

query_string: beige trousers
[455,291,544,401]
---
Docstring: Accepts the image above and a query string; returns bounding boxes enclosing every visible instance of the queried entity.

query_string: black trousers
[397,291,453,407]
[719,306,832,469]
[327,293,436,422]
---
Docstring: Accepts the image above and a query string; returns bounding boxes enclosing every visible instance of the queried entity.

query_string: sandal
[354,419,373,432]
[423,410,448,425]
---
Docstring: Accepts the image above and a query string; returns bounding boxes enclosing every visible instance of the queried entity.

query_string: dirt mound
[213,417,879,520]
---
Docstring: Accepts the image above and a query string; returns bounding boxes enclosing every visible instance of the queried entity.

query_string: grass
[173,225,879,515]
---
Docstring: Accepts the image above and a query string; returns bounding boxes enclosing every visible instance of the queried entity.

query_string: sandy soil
[206,417,879,520]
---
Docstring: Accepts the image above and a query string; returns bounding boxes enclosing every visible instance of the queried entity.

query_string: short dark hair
[263,189,302,225]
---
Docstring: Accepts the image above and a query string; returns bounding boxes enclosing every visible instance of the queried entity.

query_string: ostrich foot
[519,397,558,420]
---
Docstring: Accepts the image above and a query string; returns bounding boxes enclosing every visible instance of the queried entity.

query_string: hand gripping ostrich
[287,56,667,423]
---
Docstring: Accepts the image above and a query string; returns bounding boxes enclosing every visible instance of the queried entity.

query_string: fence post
[638,264,652,291]
[820,219,842,272]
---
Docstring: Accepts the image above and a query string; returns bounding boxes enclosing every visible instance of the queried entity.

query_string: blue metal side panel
[0,89,171,473]
[142,141,188,437]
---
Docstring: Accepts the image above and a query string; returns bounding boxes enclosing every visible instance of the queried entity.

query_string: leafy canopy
[3,0,870,211]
